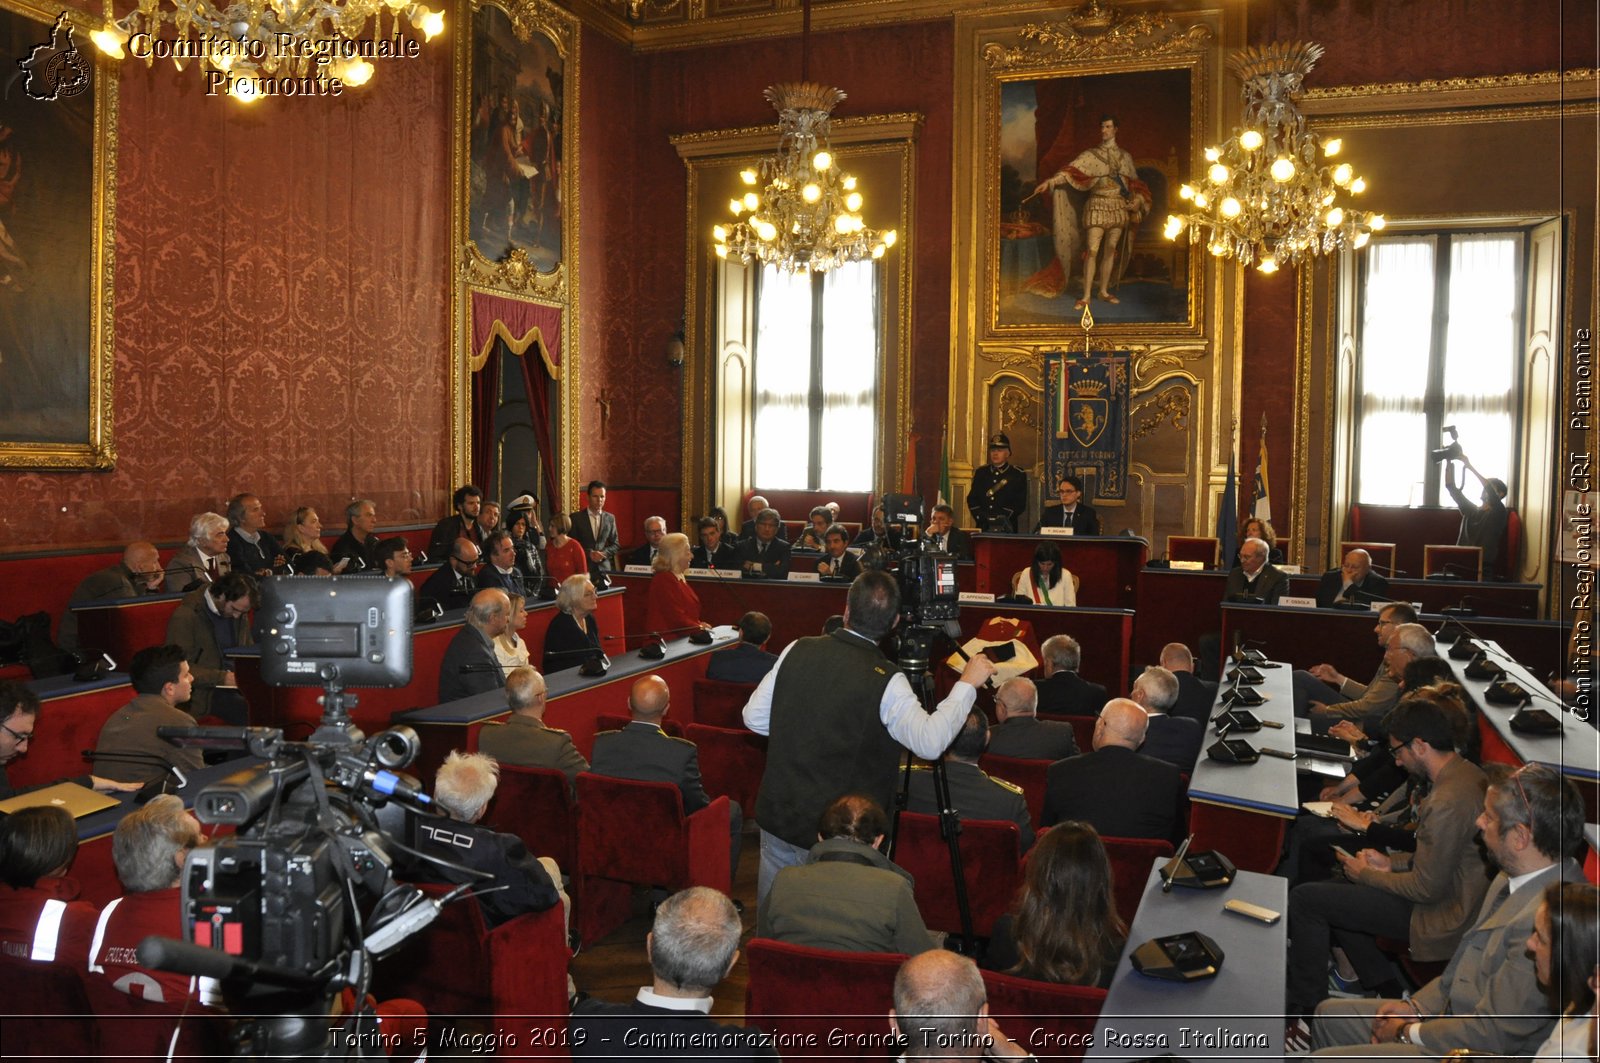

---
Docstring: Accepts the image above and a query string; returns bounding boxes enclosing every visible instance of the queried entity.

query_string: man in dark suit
[475,531,526,598]
[706,612,778,684]
[568,480,619,585]
[427,484,486,560]
[1033,634,1109,717]
[477,665,588,789]
[816,524,862,581]
[626,515,668,567]
[570,887,776,1058]
[1223,536,1288,604]
[1041,699,1182,842]
[225,493,282,578]
[905,710,1035,853]
[438,588,510,703]
[738,494,789,543]
[330,498,381,574]
[923,504,971,560]
[986,676,1078,761]
[1130,665,1202,769]
[691,516,739,570]
[59,541,165,650]
[1316,548,1393,608]
[590,674,741,869]
[735,508,791,579]
[1160,642,1218,726]
[1034,475,1101,535]
[165,571,255,723]
[419,537,480,611]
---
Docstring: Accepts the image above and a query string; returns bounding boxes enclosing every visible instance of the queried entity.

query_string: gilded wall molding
[981,12,1212,71]
[1129,383,1190,441]
[1300,68,1599,117]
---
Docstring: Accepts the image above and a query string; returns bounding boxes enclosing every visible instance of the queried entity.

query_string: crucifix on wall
[596,387,613,440]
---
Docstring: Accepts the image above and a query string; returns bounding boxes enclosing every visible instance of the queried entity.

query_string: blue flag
[1216,448,1239,570]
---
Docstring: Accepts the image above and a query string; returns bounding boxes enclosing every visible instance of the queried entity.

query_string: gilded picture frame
[0,0,116,469]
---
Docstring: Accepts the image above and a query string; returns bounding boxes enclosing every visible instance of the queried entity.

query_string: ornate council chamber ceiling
[563,0,1022,50]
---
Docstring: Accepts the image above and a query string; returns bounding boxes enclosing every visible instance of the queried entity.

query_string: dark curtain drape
[469,292,561,501]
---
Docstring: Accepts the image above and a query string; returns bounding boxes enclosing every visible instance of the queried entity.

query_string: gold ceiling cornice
[1299,67,1599,116]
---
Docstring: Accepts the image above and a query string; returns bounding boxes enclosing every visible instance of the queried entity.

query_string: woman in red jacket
[644,532,710,638]
[0,805,99,969]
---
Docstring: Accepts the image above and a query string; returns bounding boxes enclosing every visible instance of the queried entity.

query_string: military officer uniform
[904,761,1035,853]
[967,433,1028,532]
[477,713,589,789]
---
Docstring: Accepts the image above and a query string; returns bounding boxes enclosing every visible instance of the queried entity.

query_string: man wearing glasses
[1291,601,1420,719]
[0,680,140,798]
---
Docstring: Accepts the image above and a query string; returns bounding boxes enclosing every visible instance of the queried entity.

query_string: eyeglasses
[1386,739,1409,759]
[1,722,33,744]
[1508,765,1535,818]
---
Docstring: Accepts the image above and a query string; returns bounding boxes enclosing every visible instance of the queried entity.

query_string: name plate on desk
[1280,596,1317,609]
[1171,560,1205,571]
[688,568,742,579]
[1039,526,1073,537]
[623,564,652,575]
[787,571,821,583]
[959,592,997,603]
[1278,564,1302,575]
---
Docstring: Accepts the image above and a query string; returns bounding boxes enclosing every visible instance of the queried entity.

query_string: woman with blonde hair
[494,593,532,670]
[984,821,1125,987]
[645,532,708,636]
[281,506,346,574]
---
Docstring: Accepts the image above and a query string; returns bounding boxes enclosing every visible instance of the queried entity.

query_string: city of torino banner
[1044,351,1131,500]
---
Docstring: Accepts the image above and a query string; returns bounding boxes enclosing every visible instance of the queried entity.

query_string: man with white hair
[1131,665,1201,768]
[627,515,668,567]
[477,665,588,788]
[890,950,1031,1061]
[739,495,785,542]
[1159,642,1217,726]
[225,492,282,578]
[1316,548,1391,608]
[164,512,231,590]
[1224,536,1287,604]
[438,588,511,702]
[1041,698,1181,841]
[1033,634,1108,717]
[985,676,1078,760]
[417,750,564,929]
[330,498,381,573]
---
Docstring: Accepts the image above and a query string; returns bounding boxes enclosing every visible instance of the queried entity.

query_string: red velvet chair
[1339,541,1397,577]
[483,764,579,875]
[685,722,766,813]
[1167,535,1220,568]
[594,713,685,738]
[744,938,905,1058]
[692,678,757,729]
[0,956,98,1061]
[978,754,1052,827]
[892,811,1023,938]
[575,773,731,945]
[1423,544,1483,580]
[1099,835,1174,927]
[980,969,1107,1061]
[370,882,569,1021]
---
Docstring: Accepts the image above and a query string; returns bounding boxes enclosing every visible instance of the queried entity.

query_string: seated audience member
[225,493,282,578]
[1011,541,1075,607]
[477,530,526,599]
[92,646,208,785]
[1041,699,1180,842]
[645,533,708,637]
[1160,642,1218,726]
[1311,620,1435,734]
[494,593,532,670]
[418,537,481,612]
[794,507,832,552]
[438,589,512,703]
[166,571,256,723]
[165,512,231,590]
[1317,548,1392,608]
[1286,697,1491,1030]
[816,524,861,581]
[330,499,382,574]
[1445,452,1509,570]
[1035,475,1100,535]
[758,794,935,955]
[506,493,546,548]
[59,541,165,650]
[416,750,565,929]
[1223,535,1287,603]
[924,503,971,560]
[568,480,619,586]
[735,508,791,579]
[477,666,588,787]
[1304,763,1585,1057]
[591,675,741,870]
[1524,881,1600,1061]
[739,495,783,542]
[691,515,739,570]
[986,677,1077,760]
[543,574,604,674]
[428,484,485,560]
[375,536,412,580]
[1234,517,1283,566]
[1130,665,1201,769]
[705,612,777,684]
[505,505,551,600]
[984,821,1124,988]
[890,950,1032,1062]
[627,515,668,567]
[906,710,1034,853]
[1293,602,1418,717]
[544,513,590,588]
[476,499,502,542]
[0,682,138,798]
[281,506,343,574]
[571,887,775,1059]
[1315,661,1460,810]
[0,806,99,968]
[1034,634,1108,717]
[851,505,888,546]
[89,795,218,1005]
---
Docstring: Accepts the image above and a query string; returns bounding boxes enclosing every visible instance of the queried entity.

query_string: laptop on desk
[0,780,121,819]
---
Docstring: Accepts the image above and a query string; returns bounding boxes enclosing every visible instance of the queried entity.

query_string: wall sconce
[666,329,686,368]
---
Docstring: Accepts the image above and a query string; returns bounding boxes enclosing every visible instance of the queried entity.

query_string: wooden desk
[10,672,134,789]
[1282,573,1542,619]
[396,631,739,782]
[1085,859,1285,1060]
[973,534,1149,608]
[71,592,186,664]
[1184,660,1299,874]
[230,589,626,739]
[1133,568,1230,670]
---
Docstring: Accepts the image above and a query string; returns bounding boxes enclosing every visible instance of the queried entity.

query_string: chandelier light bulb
[1371,214,1386,230]
[833,214,852,235]
[813,151,832,171]
[1193,192,1209,209]
[1323,138,1342,157]
[756,220,777,241]
[411,6,444,41]
[712,225,728,242]
[1270,157,1296,182]
[871,244,886,258]
[842,176,857,191]
[1209,241,1228,257]
[1208,163,1231,185]
[1350,177,1367,194]
[845,192,863,212]
[1332,163,1354,186]
[715,244,729,258]
[1179,184,1195,201]
[1220,197,1242,219]
[729,199,744,215]
[740,169,758,185]
[344,58,375,86]
[90,26,128,57]
[1163,216,1184,239]
[883,230,897,247]
[743,192,760,210]
[1204,146,1221,162]
[1353,232,1370,249]
[1325,207,1345,228]
[802,183,821,203]
[1239,129,1264,151]
[1257,255,1279,273]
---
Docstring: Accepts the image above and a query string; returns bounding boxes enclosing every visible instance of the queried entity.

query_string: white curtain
[1441,234,1517,492]
[1357,237,1435,504]
[752,267,814,489]
[818,261,878,492]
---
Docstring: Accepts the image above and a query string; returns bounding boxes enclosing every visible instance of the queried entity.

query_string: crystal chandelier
[712,81,897,275]
[88,0,445,95]
[1163,42,1385,273]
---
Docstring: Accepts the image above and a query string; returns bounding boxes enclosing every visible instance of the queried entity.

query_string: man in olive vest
[741,571,998,905]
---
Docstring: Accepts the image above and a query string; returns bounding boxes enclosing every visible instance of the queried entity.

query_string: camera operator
[1444,452,1508,573]
[741,570,997,905]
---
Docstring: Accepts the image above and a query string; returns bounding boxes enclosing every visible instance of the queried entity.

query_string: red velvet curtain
[469,292,561,500]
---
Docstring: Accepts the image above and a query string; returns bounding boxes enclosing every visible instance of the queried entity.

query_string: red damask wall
[0,48,453,553]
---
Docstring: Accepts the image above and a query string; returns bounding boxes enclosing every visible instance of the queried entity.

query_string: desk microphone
[81,749,188,801]
[605,626,716,661]
[1162,834,1195,894]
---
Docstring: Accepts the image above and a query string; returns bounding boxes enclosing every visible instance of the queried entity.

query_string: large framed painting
[0,0,116,469]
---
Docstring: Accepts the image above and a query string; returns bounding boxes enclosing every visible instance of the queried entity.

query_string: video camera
[875,493,961,676]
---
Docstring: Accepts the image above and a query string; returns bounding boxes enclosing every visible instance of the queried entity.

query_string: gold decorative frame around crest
[450,0,579,494]
[0,0,117,470]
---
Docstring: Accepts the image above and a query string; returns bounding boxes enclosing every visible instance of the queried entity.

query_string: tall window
[1355,231,1521,505]
[751,260,879,491]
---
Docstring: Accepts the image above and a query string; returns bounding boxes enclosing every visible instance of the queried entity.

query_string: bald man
[1040,698,1182,842]
[590,674,743,873]
[59,541,165,650]
[890,950,1031,1062]
[1316,548,1392,608]
[1159,642,1218,726]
